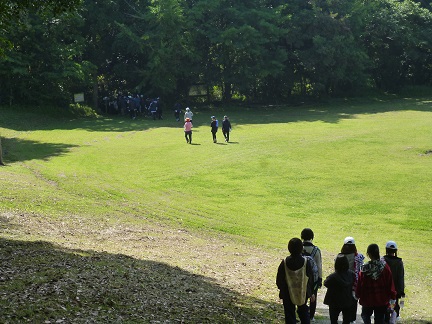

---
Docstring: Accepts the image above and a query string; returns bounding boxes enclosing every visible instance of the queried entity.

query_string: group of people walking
[182,107,232,144]
[276,229,405,324]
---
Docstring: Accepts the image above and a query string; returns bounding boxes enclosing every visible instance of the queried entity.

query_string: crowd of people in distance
[103,94,162,120]
[181,106,232,144]
[277,229,405,324]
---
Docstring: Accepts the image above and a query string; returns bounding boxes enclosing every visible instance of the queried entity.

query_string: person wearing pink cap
[184,118,193,144]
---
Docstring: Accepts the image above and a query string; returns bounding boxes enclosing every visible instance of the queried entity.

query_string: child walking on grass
[324,254,356,324]
[276,238,316,324]
[184,118,193,144]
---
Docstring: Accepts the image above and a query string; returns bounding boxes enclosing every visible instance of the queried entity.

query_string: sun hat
[386,240,398,249]
[344,236,355,245]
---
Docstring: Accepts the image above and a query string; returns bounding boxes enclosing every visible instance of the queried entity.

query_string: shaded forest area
[0,0,431,109]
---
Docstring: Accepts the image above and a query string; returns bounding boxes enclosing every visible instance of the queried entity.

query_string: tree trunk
[93,73,99,111]
[0,137,5,166]
[223,82,232,101]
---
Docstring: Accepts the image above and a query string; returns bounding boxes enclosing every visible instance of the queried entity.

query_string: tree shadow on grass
[1,137,77,164]
[0,238,283,323]
[1,96,432,134]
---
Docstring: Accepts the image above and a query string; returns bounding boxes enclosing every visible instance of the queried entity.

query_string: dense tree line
[0,0,431,108]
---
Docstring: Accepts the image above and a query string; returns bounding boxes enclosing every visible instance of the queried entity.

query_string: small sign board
[74,93,85,103]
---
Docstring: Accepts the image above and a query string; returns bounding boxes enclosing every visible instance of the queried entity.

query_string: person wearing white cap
[184,107,193,122]
[339,236,365,324]
[382,241,405,321]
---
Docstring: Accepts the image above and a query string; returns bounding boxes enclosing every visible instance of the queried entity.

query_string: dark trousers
[282,297,310,324]
[309,288,318,319]
[329,306,351,324]
[349,299,358,322]
[361,305,387,324]
[212,131,217,142]
[223,129,229,141]
[185,131,192,143]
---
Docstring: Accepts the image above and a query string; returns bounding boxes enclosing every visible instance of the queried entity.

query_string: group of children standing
[183,107,232,144]
[276,229,405,324]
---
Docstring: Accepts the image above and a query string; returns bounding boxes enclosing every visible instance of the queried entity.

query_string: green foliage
[68,103,98,117]
[1,0,432,105]
[0,12,94,106]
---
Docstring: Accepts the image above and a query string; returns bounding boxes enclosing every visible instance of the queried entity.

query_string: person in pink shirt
[184,118,193,144]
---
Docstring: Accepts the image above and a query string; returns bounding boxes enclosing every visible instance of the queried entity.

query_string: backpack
[302,246,319,290]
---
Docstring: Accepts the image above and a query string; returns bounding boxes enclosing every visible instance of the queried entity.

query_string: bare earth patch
[0,212,428,323]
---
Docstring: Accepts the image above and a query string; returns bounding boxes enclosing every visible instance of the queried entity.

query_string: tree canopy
[0,0,431,107]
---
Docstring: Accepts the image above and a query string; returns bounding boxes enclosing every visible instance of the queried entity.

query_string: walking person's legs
[361,306,374,324]
[372,306,387,324]
[297,303,310,324]
[282,298,297,324]
[328,306,341,324]
[309,289,318,320]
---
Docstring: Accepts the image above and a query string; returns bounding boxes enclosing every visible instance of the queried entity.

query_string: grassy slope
[1,97,431,322]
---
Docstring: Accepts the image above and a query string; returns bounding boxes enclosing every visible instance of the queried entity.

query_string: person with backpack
[382,241,405,322]
[324,254,356,324]
[210,116,218,143]
[301,228,322,322]
[339,236,365,324]
[356,244,397,324]
[276,237,316,324]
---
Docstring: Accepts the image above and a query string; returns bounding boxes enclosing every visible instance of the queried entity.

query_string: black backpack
[302,246,319,290]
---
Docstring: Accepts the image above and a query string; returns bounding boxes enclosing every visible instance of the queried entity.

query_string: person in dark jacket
[383,240,405,321]
[356,244,397,324]
[221,115,232,142]
[340,236,365,323]
[324,254,356,324]
[210,116,218,143]
[301,228,322,322]
[276,238,316,324]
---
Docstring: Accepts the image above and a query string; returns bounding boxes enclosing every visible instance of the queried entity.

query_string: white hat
[386,240,398,249]
[344,236,355,245]
[186,107,190,111]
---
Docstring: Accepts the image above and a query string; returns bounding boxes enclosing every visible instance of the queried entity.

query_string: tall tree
[187,0,288,101]
[357,0,432,91]
[0,0,82,55]
[0,12,94,106]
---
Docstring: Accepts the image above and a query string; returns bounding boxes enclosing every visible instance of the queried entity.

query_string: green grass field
[1,96,431,323]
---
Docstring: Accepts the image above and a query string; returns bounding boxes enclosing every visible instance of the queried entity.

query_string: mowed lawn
[1,96,431,322]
